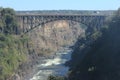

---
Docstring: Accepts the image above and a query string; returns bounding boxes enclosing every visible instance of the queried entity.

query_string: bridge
[16,11,113,33]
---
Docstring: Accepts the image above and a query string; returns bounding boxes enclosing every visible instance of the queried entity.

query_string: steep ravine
[12,20,86,80]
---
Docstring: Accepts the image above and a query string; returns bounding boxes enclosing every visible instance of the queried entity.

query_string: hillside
[68,8,120,80]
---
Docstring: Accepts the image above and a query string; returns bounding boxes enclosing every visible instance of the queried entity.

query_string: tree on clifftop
[0,7,18,34]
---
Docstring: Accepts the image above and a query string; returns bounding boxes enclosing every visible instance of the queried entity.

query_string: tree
[0,8,18,34]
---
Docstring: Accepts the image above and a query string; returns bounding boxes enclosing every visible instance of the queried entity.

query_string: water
[30,48,72,80]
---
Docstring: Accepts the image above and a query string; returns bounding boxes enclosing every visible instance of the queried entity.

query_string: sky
[0,0,120,11]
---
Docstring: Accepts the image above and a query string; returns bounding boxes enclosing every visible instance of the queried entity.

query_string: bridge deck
[16,14,106,17]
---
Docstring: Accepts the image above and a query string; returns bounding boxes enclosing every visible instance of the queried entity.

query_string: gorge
[22,20,86,80]
[1,8,118,80]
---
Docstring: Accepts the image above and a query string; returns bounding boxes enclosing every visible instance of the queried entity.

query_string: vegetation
[68,8,120,80]
[47,75,66,80]
[0,34,27,80]
[0,7,27,80]
[0,7,119,80]
[0,7,18,34]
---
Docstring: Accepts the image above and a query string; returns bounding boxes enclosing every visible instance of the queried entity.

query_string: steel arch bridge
[16,14,106,33]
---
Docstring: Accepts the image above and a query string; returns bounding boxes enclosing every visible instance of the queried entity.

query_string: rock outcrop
[28,20,85,55]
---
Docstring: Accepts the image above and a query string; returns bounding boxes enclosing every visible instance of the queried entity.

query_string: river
[30,48,72,80]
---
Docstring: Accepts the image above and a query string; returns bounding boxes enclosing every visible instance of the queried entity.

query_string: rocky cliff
[11,20,86,80]
[28,20,85,56]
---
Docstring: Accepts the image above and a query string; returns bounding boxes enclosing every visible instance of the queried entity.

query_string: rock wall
[11,20,86,80]
[28,20,85,56]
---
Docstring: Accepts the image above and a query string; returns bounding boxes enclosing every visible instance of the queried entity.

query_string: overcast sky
[0,0,120,10]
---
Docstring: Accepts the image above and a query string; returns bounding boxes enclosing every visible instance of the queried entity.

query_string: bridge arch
[17,15,106,33]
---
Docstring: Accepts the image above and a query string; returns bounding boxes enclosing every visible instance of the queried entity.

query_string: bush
[48,75,65,80]
[0,34,27,80]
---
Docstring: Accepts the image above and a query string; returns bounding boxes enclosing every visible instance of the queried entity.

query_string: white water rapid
[30,48,72,80]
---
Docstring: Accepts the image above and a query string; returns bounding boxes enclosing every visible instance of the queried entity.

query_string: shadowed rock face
[28,20,86,55]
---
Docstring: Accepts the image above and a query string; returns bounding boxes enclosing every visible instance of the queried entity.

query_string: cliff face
[68,9,120,80]
[28,20,85,55]
[11,20,86,80]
